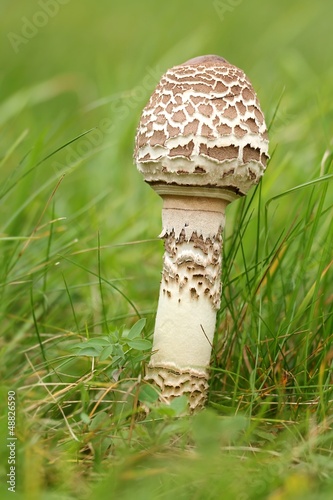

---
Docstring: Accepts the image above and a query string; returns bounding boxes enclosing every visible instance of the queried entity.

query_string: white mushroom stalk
[134,55,269,411]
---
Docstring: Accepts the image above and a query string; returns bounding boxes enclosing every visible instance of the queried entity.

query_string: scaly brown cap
[134,55,269,196]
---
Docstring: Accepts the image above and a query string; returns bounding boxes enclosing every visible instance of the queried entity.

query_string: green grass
[1,0,333,498]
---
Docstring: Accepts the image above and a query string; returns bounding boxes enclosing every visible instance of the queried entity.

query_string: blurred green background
[2,0,332,192]
[1,1,333,498]
[1,0,332,324]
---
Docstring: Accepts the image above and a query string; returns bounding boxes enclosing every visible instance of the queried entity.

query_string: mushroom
[134,55,269,411]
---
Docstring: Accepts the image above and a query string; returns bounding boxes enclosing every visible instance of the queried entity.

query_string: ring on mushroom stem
[134,54,269,412]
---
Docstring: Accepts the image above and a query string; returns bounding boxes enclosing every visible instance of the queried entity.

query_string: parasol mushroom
[134,55,269,411]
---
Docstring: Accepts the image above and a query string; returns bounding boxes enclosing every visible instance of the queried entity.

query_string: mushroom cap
[134,55,269,197]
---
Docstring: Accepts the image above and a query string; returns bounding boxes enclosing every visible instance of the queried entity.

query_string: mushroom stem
[146,189,232,410]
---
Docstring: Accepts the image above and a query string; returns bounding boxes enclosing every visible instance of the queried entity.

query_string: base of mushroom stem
[145,364,209,412]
